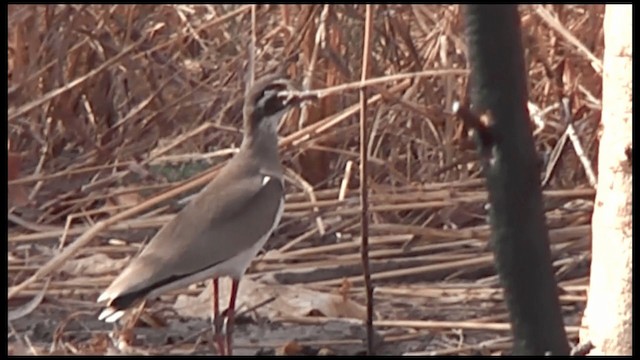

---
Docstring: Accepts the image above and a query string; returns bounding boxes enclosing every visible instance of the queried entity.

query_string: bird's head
[243,75,316,136]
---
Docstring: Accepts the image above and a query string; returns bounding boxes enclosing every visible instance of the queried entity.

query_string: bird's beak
[278,90,319,107]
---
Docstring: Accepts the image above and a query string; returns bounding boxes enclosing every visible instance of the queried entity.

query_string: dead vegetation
[8,4,603,355]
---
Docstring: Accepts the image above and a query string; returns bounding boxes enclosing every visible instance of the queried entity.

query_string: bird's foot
[211,314,226,355]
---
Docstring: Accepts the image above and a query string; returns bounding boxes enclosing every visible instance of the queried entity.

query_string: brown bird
[97,74,315,355]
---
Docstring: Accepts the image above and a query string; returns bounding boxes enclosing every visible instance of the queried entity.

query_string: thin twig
[561,97,597,187]
[284,167,326,235]
[310,69,469,99]
[338,160,354,201]
[360,4,375,355]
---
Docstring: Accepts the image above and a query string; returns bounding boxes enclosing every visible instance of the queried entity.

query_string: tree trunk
[462,5,569,355]
[580,4,633,356]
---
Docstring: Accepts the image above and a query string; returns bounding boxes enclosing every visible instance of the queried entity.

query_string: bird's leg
[211,278,226,356]
[224,279,240,356]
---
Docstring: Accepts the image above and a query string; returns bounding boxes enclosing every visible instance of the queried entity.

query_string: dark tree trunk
[462,5,570,355]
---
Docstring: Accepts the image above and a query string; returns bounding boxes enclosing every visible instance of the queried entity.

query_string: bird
[97,74,316,355]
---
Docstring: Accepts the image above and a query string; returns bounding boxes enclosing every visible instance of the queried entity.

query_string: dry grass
[8,4,603,355]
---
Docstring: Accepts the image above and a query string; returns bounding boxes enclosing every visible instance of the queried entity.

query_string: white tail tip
[97,292,110,303]
[98,308,126,323]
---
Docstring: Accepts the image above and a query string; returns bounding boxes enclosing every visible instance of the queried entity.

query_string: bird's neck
[240,132,280,164]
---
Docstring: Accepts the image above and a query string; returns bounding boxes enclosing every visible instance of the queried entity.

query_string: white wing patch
[262,175,271,186]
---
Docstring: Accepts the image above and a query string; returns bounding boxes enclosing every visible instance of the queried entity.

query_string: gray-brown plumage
[97,75,313,328]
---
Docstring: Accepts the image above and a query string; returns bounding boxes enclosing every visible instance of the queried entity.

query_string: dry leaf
[173,278,370,321]
[103,187,144,215]
[113,191,144,208]
[338,277,352,302]
[279,340,303,355]
[317,348,335,356]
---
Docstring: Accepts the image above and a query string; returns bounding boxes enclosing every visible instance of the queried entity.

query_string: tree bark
[580,4,633,356]
[462,5,569,355]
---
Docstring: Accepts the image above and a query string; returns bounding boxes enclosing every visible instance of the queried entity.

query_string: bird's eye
[261,94,286,117]
[256,84,289,118]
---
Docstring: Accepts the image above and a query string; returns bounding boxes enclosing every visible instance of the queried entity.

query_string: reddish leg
[212,278,226,355]
[225,279,240,356]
